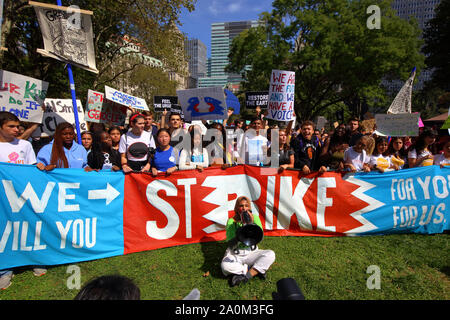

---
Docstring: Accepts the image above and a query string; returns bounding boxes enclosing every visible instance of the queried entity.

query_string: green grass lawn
[1,234,448,300]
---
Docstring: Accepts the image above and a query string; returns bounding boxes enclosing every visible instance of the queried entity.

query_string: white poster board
[104,85,148,111]
[375,113,420,137]
[177,87,227,122]
[0,70,48,123]
[266,70,295,122]
[31,98,87,137]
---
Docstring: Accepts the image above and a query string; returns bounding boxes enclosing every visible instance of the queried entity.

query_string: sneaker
[230,274,248,287]
[33,268,47,277]
[0,272,13,290]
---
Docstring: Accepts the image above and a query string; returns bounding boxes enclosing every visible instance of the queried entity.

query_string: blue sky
[178,0,274,57]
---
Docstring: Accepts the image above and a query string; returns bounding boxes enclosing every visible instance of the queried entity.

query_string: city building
[385,0,441,94]
[185,38,207,88]
[199,20,260,90]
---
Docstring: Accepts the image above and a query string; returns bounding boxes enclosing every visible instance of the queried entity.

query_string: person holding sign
[407,127,437,168]
[434,139,450,167]
[291,120,327,174]
[0,112,37,165]
[0,111,42,290]
[369,136,399,173]
[36,122,91,171]
[151,128,178,176]
[221,196,275,287]
[178,125,209,171]
[119,113,156,173]
[88,131,122,171]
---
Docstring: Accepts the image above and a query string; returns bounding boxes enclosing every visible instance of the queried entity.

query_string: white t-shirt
[344,146,369,171]
[119,130,155,162]
[369,154,392,170]
[433,153,450,167]
[0,138,36,165]
[408,149,434,167]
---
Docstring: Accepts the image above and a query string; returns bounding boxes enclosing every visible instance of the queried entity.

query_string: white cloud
[228,2,241,13]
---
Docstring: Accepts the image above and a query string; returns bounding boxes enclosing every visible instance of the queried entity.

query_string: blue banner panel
[0,163,124,270]
[349,166,450,235]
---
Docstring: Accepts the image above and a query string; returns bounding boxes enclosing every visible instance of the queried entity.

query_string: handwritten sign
[104,85,148,111]
[177,87,227,121]
[375,113,420,137]
[245,91,268,109]
[31,99,88,137]
[0,70,48,123]
[31,1,98,73]
[84,89,127,126]
[266,70,295,122]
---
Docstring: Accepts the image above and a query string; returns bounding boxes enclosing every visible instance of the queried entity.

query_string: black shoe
[256,272,267,280]
[230,274,248,287]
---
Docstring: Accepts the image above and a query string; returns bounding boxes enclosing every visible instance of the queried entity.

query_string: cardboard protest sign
[266,70,295,122]
[375,113,419,137]
[177,87,227,122]
[84,89,127,126]
[31,98,88,137]
[105,85,148,111]
[245,91,268,109]
[153,96,178,111]
[31,1,98,73]
[0,70,48,123]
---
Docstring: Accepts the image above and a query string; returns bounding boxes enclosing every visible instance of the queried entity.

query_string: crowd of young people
[1,109,449,290]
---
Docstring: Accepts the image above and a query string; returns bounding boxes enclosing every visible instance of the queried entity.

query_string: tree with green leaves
[226,0,425,121]
[422,0,450,92]
[1,0,195,107]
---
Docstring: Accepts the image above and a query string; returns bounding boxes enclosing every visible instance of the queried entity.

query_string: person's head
[250,118,263,132]
[129,113,145,135]
[300,120,315,140]
[189,125,203,149]
[313,129,321,139]
[321,131,329,141]
[442,140,450,158]
[373,136,389,156]
[51,122,75,168]
[108,126,122,145]
[100,131,112,149]
[348,117,360,133]
[81,131,93,151]
[169,113,182,129]
[388,137,404,154]
[411,127,438,152]
[74,275,140,300]
[234,119,244,129]
[279,129,288,146]
[141,111,154,131]
[157,128,171,148]
[353,135,369,153]
[0,112,20,142]
[233,196,252,222]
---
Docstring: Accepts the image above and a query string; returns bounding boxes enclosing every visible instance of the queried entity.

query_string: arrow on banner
[88,183,120,205]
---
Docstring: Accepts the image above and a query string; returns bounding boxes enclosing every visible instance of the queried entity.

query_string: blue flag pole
[56,0,82,144]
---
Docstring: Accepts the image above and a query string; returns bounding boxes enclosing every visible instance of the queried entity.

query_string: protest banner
[153,96,178,111]
[105,85,149,111]
[30,1,98,73]
[0,163,448,270]
[245,91,269,109]
[266,70,295,122]
[84,89,127,126]
[31,98,88,137]
[0,70,48,123]
[375,113,420,137]
[177,87,227,122]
